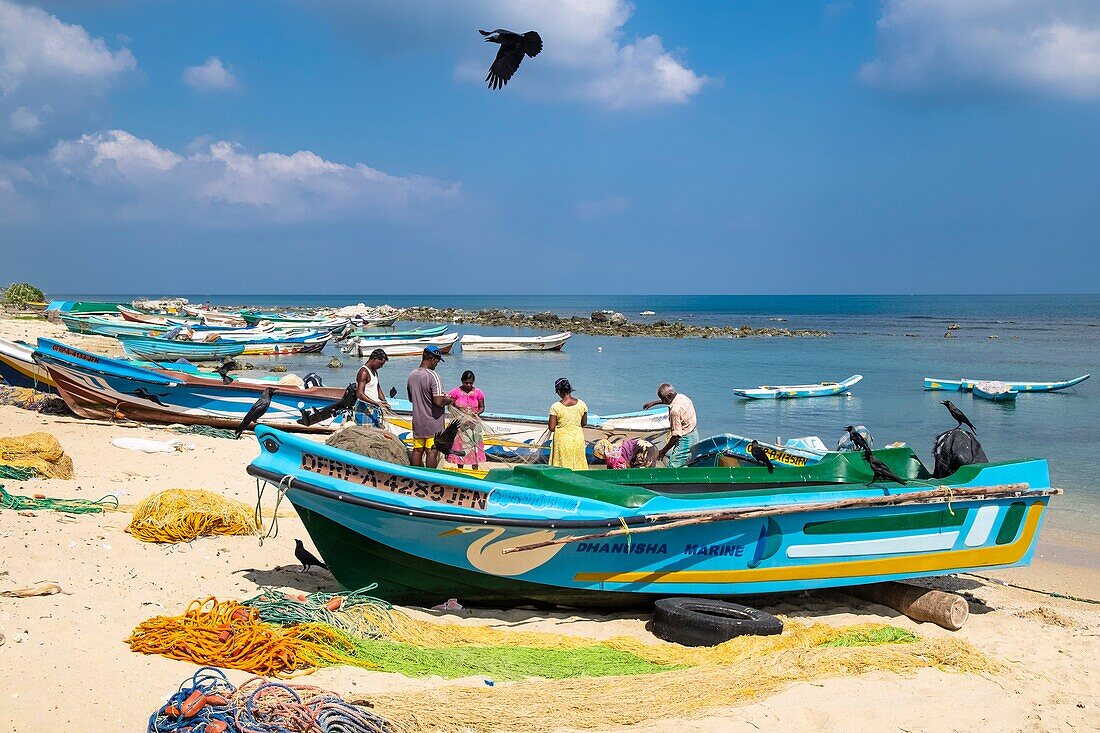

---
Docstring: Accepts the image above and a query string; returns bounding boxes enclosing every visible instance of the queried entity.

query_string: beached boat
[732,375,863,400]
[0,339,56,392]
[239,311,350,331]
[118,332,328,360]
[459,332,572,352]
[354,333,459,358]
[116,335,247,362]
[687,433,827,468]
[972,381,1018,402]
[116,304,173,324]
[59,313,168,338]
[346,326,449,340]
[35,340,669,459]
[354,314,400,328]
[181,304,248,326]
[247,425,1057,606]
[45,300,125,315]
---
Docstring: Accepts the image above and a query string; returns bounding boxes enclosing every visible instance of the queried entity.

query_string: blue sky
[1,0,1098,295]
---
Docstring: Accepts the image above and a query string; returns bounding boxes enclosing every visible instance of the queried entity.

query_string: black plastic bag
[932,427,988,478]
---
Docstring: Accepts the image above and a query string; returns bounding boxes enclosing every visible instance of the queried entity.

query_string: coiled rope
[0,484,118,514]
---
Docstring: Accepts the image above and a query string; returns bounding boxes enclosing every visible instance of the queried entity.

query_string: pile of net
[325,426,409,465]
[127,489,259,543]
[146,666,396,733]
[0,386,69,415]
[0,484,117,514]
[129,587,1001,730]
[0,432,74,479]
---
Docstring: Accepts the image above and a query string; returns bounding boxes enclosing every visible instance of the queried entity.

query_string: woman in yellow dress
[548,378,589,470]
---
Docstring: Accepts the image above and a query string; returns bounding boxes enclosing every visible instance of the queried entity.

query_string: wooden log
[847,581,970,630]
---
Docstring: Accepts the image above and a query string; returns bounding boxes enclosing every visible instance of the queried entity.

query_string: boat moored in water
[972,381,1018,402]
[733,374,863,399]
[459,332,572,352]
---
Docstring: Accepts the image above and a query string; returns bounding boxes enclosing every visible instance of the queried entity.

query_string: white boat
[733,374,863,400]
[459,332,572,353]
[355,333,459,358]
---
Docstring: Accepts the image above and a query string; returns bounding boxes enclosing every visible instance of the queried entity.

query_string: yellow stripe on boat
[574,503,1044,585]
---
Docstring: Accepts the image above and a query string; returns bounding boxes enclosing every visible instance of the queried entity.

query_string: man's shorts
[353,400,382,428]
[412,436,435,450]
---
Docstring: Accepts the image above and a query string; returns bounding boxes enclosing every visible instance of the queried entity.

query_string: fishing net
[171,425,239,440]
[0,484,118,513]
[0,432,74,479]
[0,386,68,415]
[325,426,409,465]
[127,489,259,543]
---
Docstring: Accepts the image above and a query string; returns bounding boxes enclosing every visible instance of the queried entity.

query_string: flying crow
[748,440,775,473]
[215,360,238,385]
[941,400,977,433]
[479,28,542,89]
[294,539,327,573]
[862,448,908,485]
[845,425,872,453]
[235,387,276,438]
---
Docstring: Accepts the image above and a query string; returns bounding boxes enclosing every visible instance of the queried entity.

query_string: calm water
[57,294,1100,534]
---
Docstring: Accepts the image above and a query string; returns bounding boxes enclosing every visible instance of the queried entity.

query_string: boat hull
[250,427,1054,607]
[973,386,1018,402]
[961,375,1090,393]
[733,375,863,399]
[0,339,56,392]
[459,332,572,352]
[923,378,964,391]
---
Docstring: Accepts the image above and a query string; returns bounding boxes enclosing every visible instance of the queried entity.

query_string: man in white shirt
[354,348,391,427]
[643,383,699,468]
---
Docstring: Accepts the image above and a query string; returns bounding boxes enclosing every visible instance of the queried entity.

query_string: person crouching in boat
[643,383,699,468]
[548,378,589,470]
[593,438,658,469]
[354,348,391,428]
[447,370,486,469]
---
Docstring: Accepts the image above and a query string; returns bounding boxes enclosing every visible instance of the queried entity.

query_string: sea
[56,294,1100,539]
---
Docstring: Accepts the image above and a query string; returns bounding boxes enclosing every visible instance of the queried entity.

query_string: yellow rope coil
[127,488,259,543]
[0,432,74,479]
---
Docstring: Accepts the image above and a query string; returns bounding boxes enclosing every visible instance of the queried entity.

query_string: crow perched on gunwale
[941,400,977,433]
[235,387,276,438]
[862,448,908,485]
[480,28,542,89]
[845,425,872,453]
[748,440,775,473]
[294,539,327,573]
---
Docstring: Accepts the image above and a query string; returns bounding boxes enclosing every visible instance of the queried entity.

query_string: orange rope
[126,597,378,678]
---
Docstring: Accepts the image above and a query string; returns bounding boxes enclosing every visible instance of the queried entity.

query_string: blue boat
[923,378,964,391]
[0,339,56,392]
[687,433,827,468]
[960,375,1090,393]
[972,381,1018,402]
[247,426,1058,607]
[733,374,863,399]
[116,335,247,362]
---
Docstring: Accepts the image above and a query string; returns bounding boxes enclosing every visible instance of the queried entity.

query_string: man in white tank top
[354,348,391,427]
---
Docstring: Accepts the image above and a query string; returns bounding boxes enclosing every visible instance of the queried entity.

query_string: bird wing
[486,42,526,89]
[522,31,543,57]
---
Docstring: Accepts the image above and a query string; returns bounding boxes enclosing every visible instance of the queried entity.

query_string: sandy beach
[2,315,1098,732]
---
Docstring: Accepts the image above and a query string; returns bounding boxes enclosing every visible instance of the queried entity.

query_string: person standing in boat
[644,383,699,468]
[407,345,453,468]
[548,377,589,470]
[353,348,391,428]
[447,370,487,469]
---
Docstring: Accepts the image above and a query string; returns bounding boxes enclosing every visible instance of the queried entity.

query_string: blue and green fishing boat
[116,334,247,362]
[248,426,1058,607]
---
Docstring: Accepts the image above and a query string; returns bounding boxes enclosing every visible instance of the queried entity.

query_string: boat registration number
[301,453,488,510]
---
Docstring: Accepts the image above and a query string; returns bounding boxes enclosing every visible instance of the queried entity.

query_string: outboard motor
[837,425,873,452]
[932,427,988,478]
[303,372,323,389]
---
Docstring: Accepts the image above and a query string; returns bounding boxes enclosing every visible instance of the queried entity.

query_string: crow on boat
[844,425,872,453]
[748,440,775,473]
[862,448,907,485]
[479,28,542,89]
[941,400,977,433]
[294,539,327,573]
[235,387,276,438]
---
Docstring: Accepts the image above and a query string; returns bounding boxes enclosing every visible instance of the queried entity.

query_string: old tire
[651,597,783,646]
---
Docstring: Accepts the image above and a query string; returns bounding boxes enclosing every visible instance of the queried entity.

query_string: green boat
[250,427,1056,607]
[46,300,126,315]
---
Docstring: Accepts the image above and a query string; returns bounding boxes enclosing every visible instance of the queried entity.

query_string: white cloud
[36,129,460,223]
[0,0,135,144]
[183,57,239,92]
[575,194,628,219]
[860,0,1100,100]
[304,0,707,109]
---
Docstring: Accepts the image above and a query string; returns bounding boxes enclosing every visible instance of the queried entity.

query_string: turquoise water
[56,294,1099,533]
